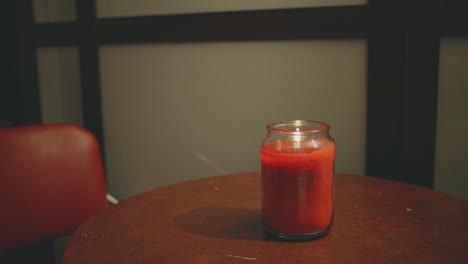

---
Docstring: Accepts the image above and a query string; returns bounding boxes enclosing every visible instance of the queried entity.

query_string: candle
[260,120,335,240]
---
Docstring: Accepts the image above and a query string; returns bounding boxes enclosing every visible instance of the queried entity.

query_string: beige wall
[33,0,367,21]
[33,0,76,23]
[97,0,367,17]
[37,47,83,126]
[100,40,367,199]
[434,37,468,201]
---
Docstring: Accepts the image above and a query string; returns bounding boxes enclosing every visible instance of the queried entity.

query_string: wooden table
[63,173,468,263]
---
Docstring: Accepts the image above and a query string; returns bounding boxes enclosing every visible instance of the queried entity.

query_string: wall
[97,0,367,17]
[37,47,82,125]
[100,40,367,199]
[36,0,368,201]
[33,0,76,23]
[434,37,468,201]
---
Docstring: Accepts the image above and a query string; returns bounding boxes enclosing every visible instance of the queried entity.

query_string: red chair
[0,123,109,255]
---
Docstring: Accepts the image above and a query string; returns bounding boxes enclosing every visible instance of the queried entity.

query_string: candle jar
[261,120,336,241]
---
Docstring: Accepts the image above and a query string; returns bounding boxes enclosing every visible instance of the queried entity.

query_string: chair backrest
[0,123,108,253]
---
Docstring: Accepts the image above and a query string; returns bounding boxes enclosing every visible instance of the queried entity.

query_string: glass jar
[260,120,336,241]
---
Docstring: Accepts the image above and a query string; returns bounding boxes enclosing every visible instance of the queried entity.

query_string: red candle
[260,120,335,240]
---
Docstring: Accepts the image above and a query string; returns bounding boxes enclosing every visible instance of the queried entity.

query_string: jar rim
[267,120,330,133]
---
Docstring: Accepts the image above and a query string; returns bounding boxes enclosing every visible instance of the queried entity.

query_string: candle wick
[294,127,301,150]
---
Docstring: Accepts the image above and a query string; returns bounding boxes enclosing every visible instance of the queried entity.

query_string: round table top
[63,173,468,264]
